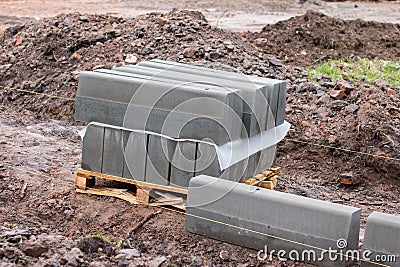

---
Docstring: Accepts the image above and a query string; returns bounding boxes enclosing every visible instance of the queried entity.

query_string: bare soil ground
[0,2,399,267]
[0,0,399,32]
[247,10,400,66]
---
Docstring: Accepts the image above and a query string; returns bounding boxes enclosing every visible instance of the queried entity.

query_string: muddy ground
[0,2,400,267]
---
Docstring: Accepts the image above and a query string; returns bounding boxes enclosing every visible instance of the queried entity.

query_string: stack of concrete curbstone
[76,60,286,188]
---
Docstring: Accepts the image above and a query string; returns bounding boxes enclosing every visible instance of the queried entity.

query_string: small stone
[64,209,74,216]
[2,229,30,238]
[70,247,83,258]
[48,260,61,267]
[64,18,73,27]
[337,81,353,94]
[140,48,152,55]
[157,17,170,26]
[316,87,326,97]
[47,199,57,205]
[340,171,353,178]
[69,52,81,61]
[319,81,335,88]
[345,104,359,113]
[124,54,137,64]
[316,107,330,118]
[0,263,18,267]
[387,88,397,95]
[327,100,347,110]
[119,248,141,259]
[254,38,268,47]
[191,256,204,267]
[330,89,346,100]
[79,16,89,22]
[92,65,105,70]
[62,248,83,267]
[0,64,12,75]
[89,261,109,267]
[183,47,196,58]
[317,94,330,104]
[20,240,49,257]
[219,250,229,260]
[147,256,167,267]
[268,58,283,67]
[118,256,128,267]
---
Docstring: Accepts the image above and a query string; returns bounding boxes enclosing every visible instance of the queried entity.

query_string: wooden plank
[243,167,280,189]
[151,191,185,206]
[77,169,188,195]
[76,187,137,204]
[262,167,281,177]
[76,185,186,210]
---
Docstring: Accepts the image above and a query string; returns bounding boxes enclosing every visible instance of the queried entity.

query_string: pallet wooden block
[243,167,281,190]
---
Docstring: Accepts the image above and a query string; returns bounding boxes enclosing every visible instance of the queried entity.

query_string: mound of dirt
[247,10,400,66]
[0,10,285,121]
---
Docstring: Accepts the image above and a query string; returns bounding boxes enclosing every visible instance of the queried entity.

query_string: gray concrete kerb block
[137,60,286,127]
[76,70,244,145]
[185,175,361,267]
[362,212,400,267]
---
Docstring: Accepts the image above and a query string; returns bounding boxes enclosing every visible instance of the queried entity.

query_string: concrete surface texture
[186,175,361,267]
[361,212,400,267]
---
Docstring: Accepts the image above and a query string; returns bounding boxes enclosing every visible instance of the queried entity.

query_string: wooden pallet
[75,169,187,210]
[75,167,280,210]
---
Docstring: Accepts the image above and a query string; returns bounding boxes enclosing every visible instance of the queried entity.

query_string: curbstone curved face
[362,212,400,267]
[186,175,361,267]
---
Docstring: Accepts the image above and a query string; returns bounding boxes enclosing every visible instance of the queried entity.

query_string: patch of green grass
[86,233,111,244]
[307,58,400,88]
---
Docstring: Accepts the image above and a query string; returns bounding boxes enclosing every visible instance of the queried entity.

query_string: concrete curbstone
[102,127,124,177]
[145,135,176,186]
[81,124,104,173]
[362,212,400,267]
[186,175,361,267]
[170,141,197,188]
[122,131,147,181]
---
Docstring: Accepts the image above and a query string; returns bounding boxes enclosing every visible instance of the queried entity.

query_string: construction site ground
[0,0,400,266]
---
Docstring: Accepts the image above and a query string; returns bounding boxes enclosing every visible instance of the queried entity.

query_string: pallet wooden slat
[76,169,188,195]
